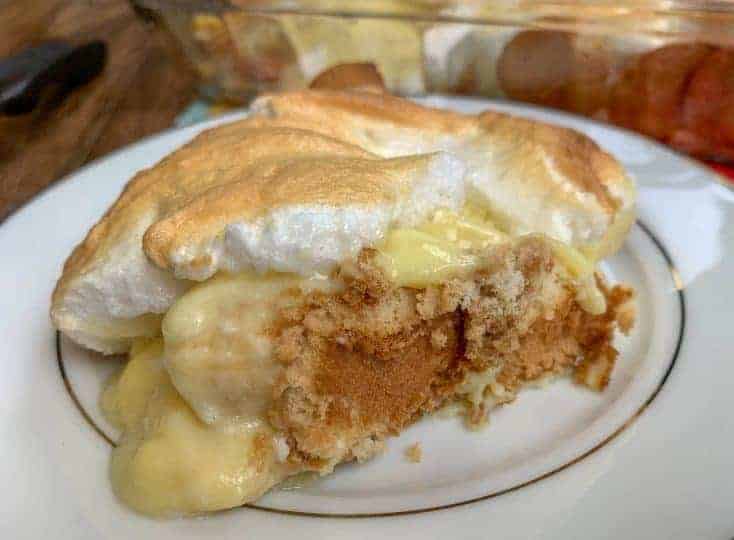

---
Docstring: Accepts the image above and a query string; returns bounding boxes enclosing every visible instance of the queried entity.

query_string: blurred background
[2,0,734,221]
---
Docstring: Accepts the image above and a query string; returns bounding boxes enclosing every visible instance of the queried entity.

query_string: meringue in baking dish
[52,90,635,517]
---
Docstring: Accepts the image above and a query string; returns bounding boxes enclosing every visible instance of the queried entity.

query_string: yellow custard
[375,203,605,314]
[80,313,164,341]
[103,338,290,517]
[162,272,307,426]
[375,205,508,288]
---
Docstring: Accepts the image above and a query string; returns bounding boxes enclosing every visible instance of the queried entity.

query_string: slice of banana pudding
[52,90,635,517]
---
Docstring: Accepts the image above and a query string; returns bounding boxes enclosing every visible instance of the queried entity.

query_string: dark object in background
[0,41,107,115]
[497,35,734,163]
[608,44,734,163]
[496,30,612,118]
[310,62,386,93]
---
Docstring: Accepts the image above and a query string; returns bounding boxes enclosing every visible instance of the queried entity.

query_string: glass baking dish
[134,0,734,163]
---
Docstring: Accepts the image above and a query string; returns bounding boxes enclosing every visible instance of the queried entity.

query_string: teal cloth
[174,100,213,128]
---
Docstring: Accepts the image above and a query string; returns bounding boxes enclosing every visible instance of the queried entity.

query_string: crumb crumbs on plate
[405,443,422,463]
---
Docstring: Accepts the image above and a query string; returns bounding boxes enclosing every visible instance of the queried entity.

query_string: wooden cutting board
[0,0,197,222]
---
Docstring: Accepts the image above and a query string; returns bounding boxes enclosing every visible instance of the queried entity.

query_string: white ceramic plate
[2,97,733,540]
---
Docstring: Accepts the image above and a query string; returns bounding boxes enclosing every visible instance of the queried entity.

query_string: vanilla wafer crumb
[405,443,423,463]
